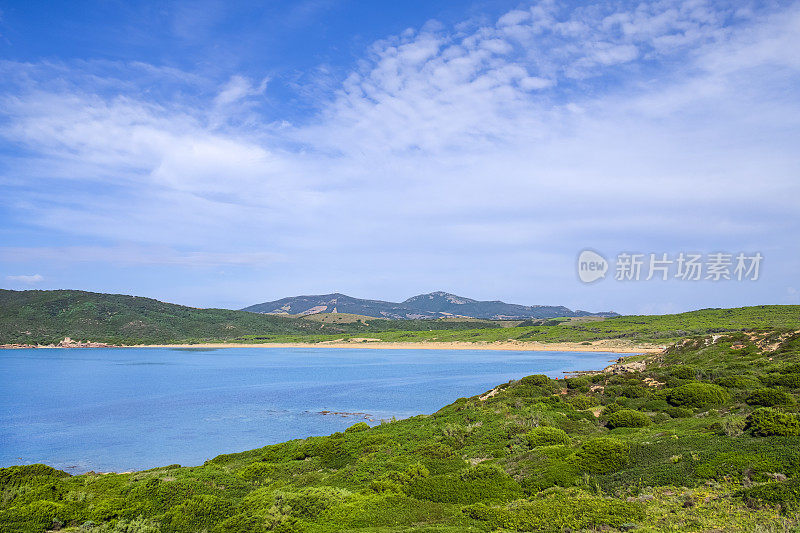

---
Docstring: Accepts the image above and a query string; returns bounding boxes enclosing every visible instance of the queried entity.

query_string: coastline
[123,339,664,354]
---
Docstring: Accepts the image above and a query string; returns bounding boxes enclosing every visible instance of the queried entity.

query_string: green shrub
[518,374,551,386]
[746,408,800,436]
[606,384,648,399]
[565,377,590,391]
[606,409,652,429]
[641,399,670,412]
[667,382,729,408]
[740,478,800,513]
[520,449,579,492]
[568,395,600,410]
[715,375,761,389]
[665,406,694,418]
[406,464,523,504]
[161,494,233,532]
[746,389,794,407]
[780,363,800,374]
[237,462,276,482]
[767,374,800,388]
[600,403,625,418]
[574,438,629,474]
[526,426,570,447]
[697,451,783,481]
[671,365,696,379]
[464,493,644,531]
[707,417,746,436]
[345,422,370,433]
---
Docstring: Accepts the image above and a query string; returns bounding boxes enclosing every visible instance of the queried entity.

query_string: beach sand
[132,339,664,354]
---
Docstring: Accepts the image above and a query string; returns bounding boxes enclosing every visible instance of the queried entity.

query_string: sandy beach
[130,339,664,354]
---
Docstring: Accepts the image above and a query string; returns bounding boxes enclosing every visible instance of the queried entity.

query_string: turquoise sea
[0,347,617,473]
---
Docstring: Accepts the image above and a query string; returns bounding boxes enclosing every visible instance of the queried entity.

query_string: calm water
[0,347,616,473]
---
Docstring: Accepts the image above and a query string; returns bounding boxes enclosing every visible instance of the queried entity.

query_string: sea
[0,346,617,473]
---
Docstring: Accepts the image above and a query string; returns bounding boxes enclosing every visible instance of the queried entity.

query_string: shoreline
[121,340,664,354]
[2,339,665,354]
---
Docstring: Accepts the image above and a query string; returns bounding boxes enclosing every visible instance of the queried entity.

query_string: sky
[0,0,799,314]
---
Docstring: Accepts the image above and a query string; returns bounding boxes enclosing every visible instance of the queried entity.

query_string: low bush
[665,406,694,418]
[0,464,70,487]
[518,374,552,386]
[345,422,370,433]
[746,389,794,407]
[715,375,761,389]
[161,494,233,532]
[568,395,600,410]
[641,399,671,412]
[600,403,625,418]
[746,408,800,437]
[667,382,729,408]
[765,373,800,389]
[525,427,570,447]
[464,493,644,531]
[565,377,590,392]
[671,365,697,379]
[740,478,800,513]
[574,438,629,474]
[606,409,651,429]
[406,464,523,504]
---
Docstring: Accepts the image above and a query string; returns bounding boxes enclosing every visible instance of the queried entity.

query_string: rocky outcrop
[54,337,113,348]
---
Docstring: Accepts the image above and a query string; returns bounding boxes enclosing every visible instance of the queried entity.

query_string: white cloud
[213,75,269,107]
[6,274,44,284]
[0,1,798,310]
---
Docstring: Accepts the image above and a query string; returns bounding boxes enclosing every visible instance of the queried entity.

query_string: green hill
[0,290,503,345]
[2,290,798,347]
[0,289,330,345]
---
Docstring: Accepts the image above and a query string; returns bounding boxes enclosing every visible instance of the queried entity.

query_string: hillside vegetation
[249,305,800,345]
[241,291,616,320]
[3,329,800,531]
[0,290,502,345]
[1,290,798,347]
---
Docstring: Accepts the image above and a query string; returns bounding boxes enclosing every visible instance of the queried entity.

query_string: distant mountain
[242,291,617,320]
[0,289,511,345]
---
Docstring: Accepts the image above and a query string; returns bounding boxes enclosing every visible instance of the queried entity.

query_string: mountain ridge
[241,291,617,320]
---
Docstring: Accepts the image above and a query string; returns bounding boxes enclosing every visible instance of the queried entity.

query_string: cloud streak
[5,274,44,284]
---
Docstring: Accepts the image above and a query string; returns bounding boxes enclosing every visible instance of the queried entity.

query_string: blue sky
[1,0,799,314]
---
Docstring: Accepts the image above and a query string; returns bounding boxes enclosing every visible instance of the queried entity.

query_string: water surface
[0,346,616,473]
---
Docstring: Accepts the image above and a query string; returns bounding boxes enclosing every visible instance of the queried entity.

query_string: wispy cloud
[6,274,44,284]
[0,0,798,311]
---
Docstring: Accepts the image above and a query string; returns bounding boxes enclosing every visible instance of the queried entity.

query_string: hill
[3,290,797,348]
[0,289,329,345]
[0,290,503,345]
[242,291,617,320]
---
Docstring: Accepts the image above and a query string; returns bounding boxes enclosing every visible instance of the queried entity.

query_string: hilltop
[2,290,798,349]
[241,291,617,320]
[0,289,503,346]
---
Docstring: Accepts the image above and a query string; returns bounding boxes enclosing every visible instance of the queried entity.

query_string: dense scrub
[2,329,800,531]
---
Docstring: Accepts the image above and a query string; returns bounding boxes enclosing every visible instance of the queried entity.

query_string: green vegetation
[605,409,651,429]
[666,382,730,408]
[3,327,800,531]
[3,290,800,347]
[0,290,503,345]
